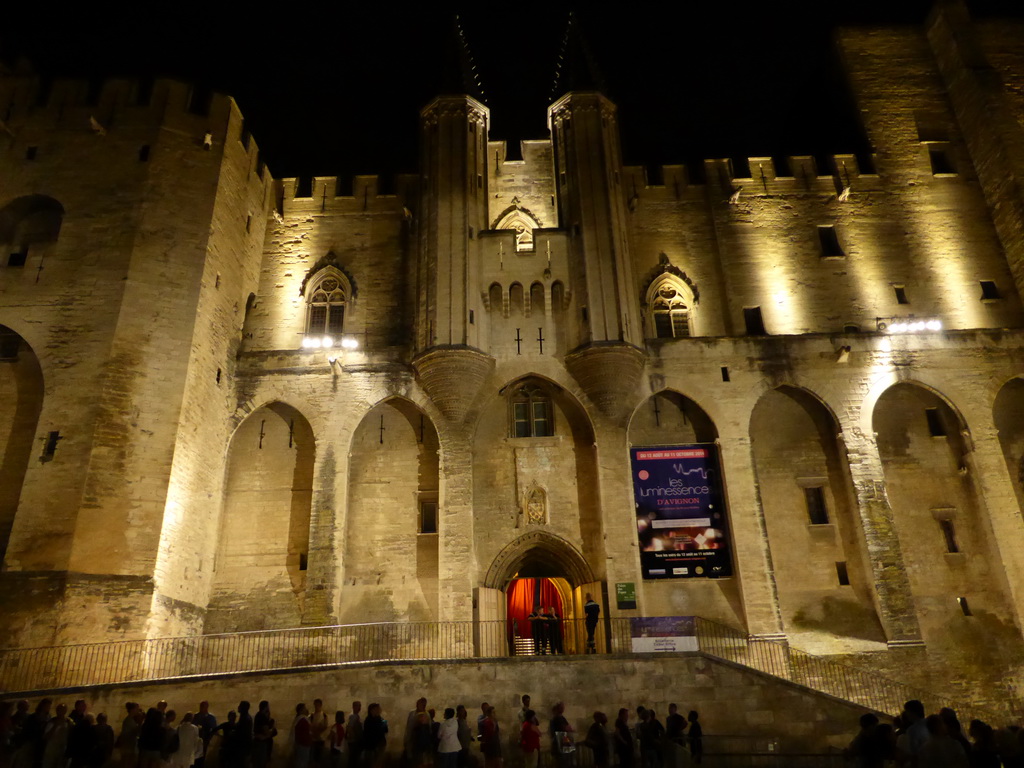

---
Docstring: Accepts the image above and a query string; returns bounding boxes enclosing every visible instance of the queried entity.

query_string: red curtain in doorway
[507,578,563,638]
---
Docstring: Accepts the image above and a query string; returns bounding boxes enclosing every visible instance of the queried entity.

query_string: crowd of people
[843,699,1023,767]
[0,695,703,768]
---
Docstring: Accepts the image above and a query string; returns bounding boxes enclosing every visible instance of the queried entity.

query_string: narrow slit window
[818,225,844,258]
[957,596,972,616]
[894,285,909,305]
[980,281,1001,301]
[835,562,850,586]
[419,500,438,534]
[138,145,150,162]
[721,366,730,382]
[939,519,959,553]
[8,249,27,267]
[744,307,766,335]
[299,553,308,571]
[925,407,946,437]
[25,146,37,161]
[804,486,829,525]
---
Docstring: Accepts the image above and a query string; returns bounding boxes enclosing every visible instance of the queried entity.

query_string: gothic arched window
[647,276,692,339]
[303,269,349,346]
[510,384,553,438]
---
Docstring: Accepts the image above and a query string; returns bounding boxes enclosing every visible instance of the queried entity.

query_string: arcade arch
[994,377,1024,515]
[0,326,43,562]
[627,391,743,628]
[341,398,440,623]
[873,382,1012,641]
[207,402,315,632]
[749,386,883,644]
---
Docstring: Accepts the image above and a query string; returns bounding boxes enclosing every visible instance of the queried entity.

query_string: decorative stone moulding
[564,342,647,426]
[412,345,495,424]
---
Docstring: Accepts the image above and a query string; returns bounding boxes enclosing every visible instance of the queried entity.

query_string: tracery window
[304,271,347,344]
[510,385,553,438]
[645,274,693,339]
[652,285,690,338]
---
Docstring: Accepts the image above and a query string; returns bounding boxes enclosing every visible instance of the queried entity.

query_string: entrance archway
[481,532,604,656]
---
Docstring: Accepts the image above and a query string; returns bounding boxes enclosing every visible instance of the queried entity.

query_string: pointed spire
[453,14,486,103]
[550,12,607,101]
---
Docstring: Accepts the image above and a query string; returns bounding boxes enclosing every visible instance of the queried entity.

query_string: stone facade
[2,4,1024,711]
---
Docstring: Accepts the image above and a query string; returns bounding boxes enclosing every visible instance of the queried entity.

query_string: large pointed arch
[749,384,883,642]
[0,325,44,562]
[207,400,316,632]
[341,396,441,623]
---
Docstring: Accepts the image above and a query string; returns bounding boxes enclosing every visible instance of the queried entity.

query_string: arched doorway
[482,532,604,656]
[0,325,44,562]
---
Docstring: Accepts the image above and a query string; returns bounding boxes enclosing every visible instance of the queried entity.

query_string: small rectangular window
[419,500,438,534]
[308,305,327,333]
[654,313,672,338]
[939,519,959,553]
[929,148,956,176]
[326,307,345,336]
[980,280,1001,301]
[835,561,850,586]
[299,553,308,571]
[532,400,552,437]
[8,250,27,267]
[512,402,530,438]
[469,309,475,324]
[804,486,829,525]
[138,145,151,162]
[818,225,844,258]
[41,431,61,461]
[720,366,730,382]
[744,307,766,335]
[957,596,972,616]
[25,146,37,161]
[925,407,946,437]
[894,285,909,305]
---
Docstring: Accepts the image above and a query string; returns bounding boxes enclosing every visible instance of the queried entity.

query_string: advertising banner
[630,444,731,580]
[629,616,698,652]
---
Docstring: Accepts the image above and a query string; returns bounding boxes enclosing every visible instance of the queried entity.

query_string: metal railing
[0,615,998,724]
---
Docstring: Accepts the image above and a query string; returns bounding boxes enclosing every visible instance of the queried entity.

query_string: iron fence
[0,615,999,726]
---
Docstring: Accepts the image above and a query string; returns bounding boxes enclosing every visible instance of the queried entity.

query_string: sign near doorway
[630,444,732,579]
[615,582,637,610]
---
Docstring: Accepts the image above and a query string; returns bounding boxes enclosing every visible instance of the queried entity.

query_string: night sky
[1,3,1022,180]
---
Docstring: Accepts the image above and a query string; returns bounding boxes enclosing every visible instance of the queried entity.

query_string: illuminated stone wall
[2,1,1024,713]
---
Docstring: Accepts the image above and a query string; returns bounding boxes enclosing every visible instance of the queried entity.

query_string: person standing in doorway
[583,595,600,654]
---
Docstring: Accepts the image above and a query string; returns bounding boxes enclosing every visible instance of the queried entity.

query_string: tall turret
[412,95,495,423]
[548,91,645,423]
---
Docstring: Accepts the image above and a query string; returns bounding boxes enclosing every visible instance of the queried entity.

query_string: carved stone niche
[521,483,548,526]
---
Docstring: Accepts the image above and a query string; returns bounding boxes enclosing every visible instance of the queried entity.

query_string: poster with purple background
[630,444,732,580]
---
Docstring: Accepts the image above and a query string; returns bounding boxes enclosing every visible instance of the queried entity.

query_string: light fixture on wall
[875,316,942,334]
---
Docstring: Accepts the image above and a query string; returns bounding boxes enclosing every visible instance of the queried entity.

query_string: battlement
[620,153,886,202]
[0,73,275,192]
[275,174,419,216]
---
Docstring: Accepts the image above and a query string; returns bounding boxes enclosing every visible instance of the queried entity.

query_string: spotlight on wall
[341,336,359,350]
[875,317,942,334]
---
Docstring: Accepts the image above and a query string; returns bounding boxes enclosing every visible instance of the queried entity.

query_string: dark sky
[2,3,1022,179]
